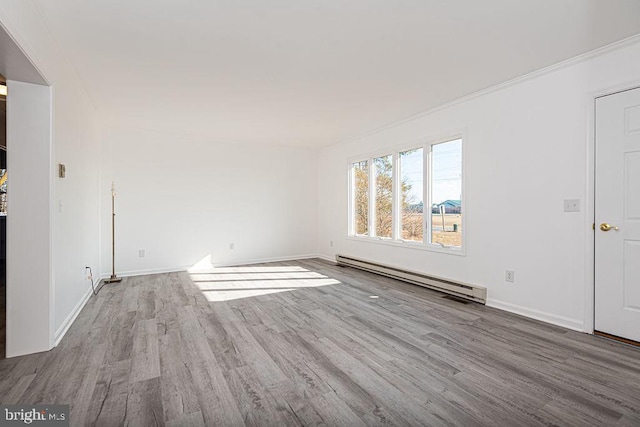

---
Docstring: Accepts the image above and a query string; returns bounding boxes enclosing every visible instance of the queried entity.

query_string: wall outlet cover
[563,199,580,212]
[505,270,515,283]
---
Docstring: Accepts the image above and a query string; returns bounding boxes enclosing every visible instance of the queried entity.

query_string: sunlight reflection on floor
[188,256,341,302]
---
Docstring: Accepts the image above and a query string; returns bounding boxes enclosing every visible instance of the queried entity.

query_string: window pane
[374,155,393,238]
[352,160,369,235]
[431,139,462,247]
[400,148,424,241]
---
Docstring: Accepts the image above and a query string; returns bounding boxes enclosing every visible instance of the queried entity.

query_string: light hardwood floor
[0,258,639,426]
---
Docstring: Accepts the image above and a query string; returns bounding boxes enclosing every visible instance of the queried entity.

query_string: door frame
[0,19,54,357]
[586,81,640,334]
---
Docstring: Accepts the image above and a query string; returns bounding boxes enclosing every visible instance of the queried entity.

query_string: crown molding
[327,33,640,150]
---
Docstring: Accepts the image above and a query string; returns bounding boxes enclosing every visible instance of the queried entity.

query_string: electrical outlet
[330,240,333,247]
[139,249,145,258]
[229,243,234,250]
[505,270,515,283]
[563,199,580,212]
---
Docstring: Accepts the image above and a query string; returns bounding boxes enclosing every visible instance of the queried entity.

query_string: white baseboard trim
[486,298,585,332]
[315,254,337,263]
[101,254,323,278]
[212,253,319,268]
[54,285,93,346]
[109,266,189,278]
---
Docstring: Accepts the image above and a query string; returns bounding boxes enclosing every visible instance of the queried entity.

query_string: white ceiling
[34,0,640,147]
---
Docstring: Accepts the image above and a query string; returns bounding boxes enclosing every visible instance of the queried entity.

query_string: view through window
[374,155,393,238]
[400,148,424,242]
[430,139,462,247]
[349,137,462,250]
[351,160,369,235]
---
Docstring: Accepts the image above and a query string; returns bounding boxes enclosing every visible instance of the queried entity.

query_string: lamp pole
[105,181,122,283]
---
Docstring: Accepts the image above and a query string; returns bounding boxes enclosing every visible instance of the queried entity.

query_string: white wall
[6,81,51,356]
[51,84,102,342]
[101,126,317,276]
[0,2,102,352]
[318,37,640,331]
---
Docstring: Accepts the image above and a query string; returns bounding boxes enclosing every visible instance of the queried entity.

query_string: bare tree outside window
[352,154,418,239]
[400,148,423,241]
[352,160,369,235]
[374,155,393,238]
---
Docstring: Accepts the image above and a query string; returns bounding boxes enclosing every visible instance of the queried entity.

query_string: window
[374,155,393,238]
[349,137,463,252]
[351,160,369,236]
[400,148,423,242]
[430,139,462,247]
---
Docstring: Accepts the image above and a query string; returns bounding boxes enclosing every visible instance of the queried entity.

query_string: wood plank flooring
[0,258,639,426]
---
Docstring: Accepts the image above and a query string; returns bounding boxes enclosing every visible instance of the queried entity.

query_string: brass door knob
[600,223,619,232]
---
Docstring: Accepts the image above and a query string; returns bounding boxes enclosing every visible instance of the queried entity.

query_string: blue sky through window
[432,139,462,205]
[400,139,461,206]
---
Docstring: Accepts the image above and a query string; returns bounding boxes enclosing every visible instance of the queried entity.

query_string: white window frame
[348,159,370,236]
[347,133,465,256]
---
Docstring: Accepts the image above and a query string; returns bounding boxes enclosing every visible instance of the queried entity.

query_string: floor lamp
[105,181,122,283]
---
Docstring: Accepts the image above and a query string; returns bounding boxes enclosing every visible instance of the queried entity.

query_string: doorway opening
[0,21,52,358]
[0,74,5,359]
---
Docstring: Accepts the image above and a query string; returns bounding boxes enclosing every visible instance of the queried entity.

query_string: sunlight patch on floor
[188,256,340,302]
[190,271,328,282]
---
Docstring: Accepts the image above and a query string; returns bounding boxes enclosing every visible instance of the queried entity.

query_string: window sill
[346,235,466,256]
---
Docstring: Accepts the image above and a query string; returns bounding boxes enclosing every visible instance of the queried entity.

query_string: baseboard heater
[335,254,487,304]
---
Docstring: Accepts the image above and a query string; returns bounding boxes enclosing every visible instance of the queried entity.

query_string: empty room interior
[1,1,640,425]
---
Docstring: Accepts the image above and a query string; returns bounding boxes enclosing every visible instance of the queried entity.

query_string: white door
[595,86,640,342]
